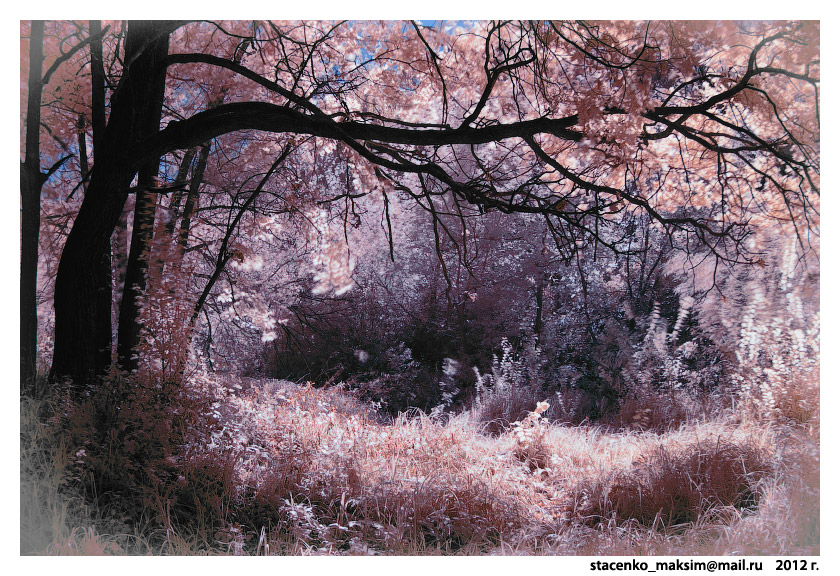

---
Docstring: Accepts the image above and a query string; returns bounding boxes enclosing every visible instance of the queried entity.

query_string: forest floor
[20,376,819,556]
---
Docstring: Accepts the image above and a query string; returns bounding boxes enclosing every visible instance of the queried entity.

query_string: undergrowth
[21,365,819,555]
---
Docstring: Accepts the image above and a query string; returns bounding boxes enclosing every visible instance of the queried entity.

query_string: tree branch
[135,100,581,167]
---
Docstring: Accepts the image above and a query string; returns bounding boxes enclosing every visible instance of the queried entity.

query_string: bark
[111,199,131,354]
[21,21,45,388]
[76,115,89,186]
[116,188,158,372]
[534,235,549,348]
[136,101,581,168]
[534,275,544,346]
[20,166,43,388]
[51,21,171,385]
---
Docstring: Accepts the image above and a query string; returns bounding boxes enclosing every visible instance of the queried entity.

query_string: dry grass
[21,373,819,555]
[574,437,772,528]
[20,395,157,555]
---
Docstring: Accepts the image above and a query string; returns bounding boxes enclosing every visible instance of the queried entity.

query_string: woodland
[20,20,819,555]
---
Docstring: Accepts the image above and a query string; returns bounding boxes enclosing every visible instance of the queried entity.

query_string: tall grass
[21,368,819,555]
[20,393,153,555]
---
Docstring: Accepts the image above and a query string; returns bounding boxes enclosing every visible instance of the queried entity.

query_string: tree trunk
[21,165,44,388]
[534,273,544,346]
[163,147,198,237]
[117,188,158,372]
[112,199,131,356]
[76,115,89,187]
[51,21,171,385]
[88,20,106,150]
[116,23,171,372]
[534,234,549,348]
[176,142,210,252]
[21,21,45,389]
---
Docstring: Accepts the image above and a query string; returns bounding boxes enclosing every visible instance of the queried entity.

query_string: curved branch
[135,100,581,166]
[190,144,293,325]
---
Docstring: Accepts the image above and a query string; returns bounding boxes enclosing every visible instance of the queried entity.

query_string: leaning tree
[20,20,818,387]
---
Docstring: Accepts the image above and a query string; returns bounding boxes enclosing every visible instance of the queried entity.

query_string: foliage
[20,19,820,382]
[471,338,551,434]
[729,240,820,422]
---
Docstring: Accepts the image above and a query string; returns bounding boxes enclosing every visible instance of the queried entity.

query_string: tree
[47,21,179,386]
[25,20,817,386]
[21,20,47,388]
[115,25,171,372]
[21,21,103,387]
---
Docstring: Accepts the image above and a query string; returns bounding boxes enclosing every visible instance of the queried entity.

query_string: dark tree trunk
[116,24,170,372]
[88,20,106,150]
[534,274,544,346]
[176,142,210,252]
[21,21,45,389]
[534,234,549,348]
[76,115,89,186]
[112,199,131,356]
[86,20,124,363]
[51,169,129,385]
[21,164,44,388]
[51,21,171,385]
[117,188,158,372]
[163,147,198,237]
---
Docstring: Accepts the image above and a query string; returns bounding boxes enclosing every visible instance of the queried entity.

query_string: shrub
[685,234,820,423]
[20,390,161,555]
[470,339,550,435]
[575,438,773,529]
[510,401,552,472]
[346,343,443,415]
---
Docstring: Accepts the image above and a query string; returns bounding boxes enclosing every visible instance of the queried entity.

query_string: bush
[470,339,550,435]
[345,343,442,415]
[20,390,158,555]
[575,439,773,529]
